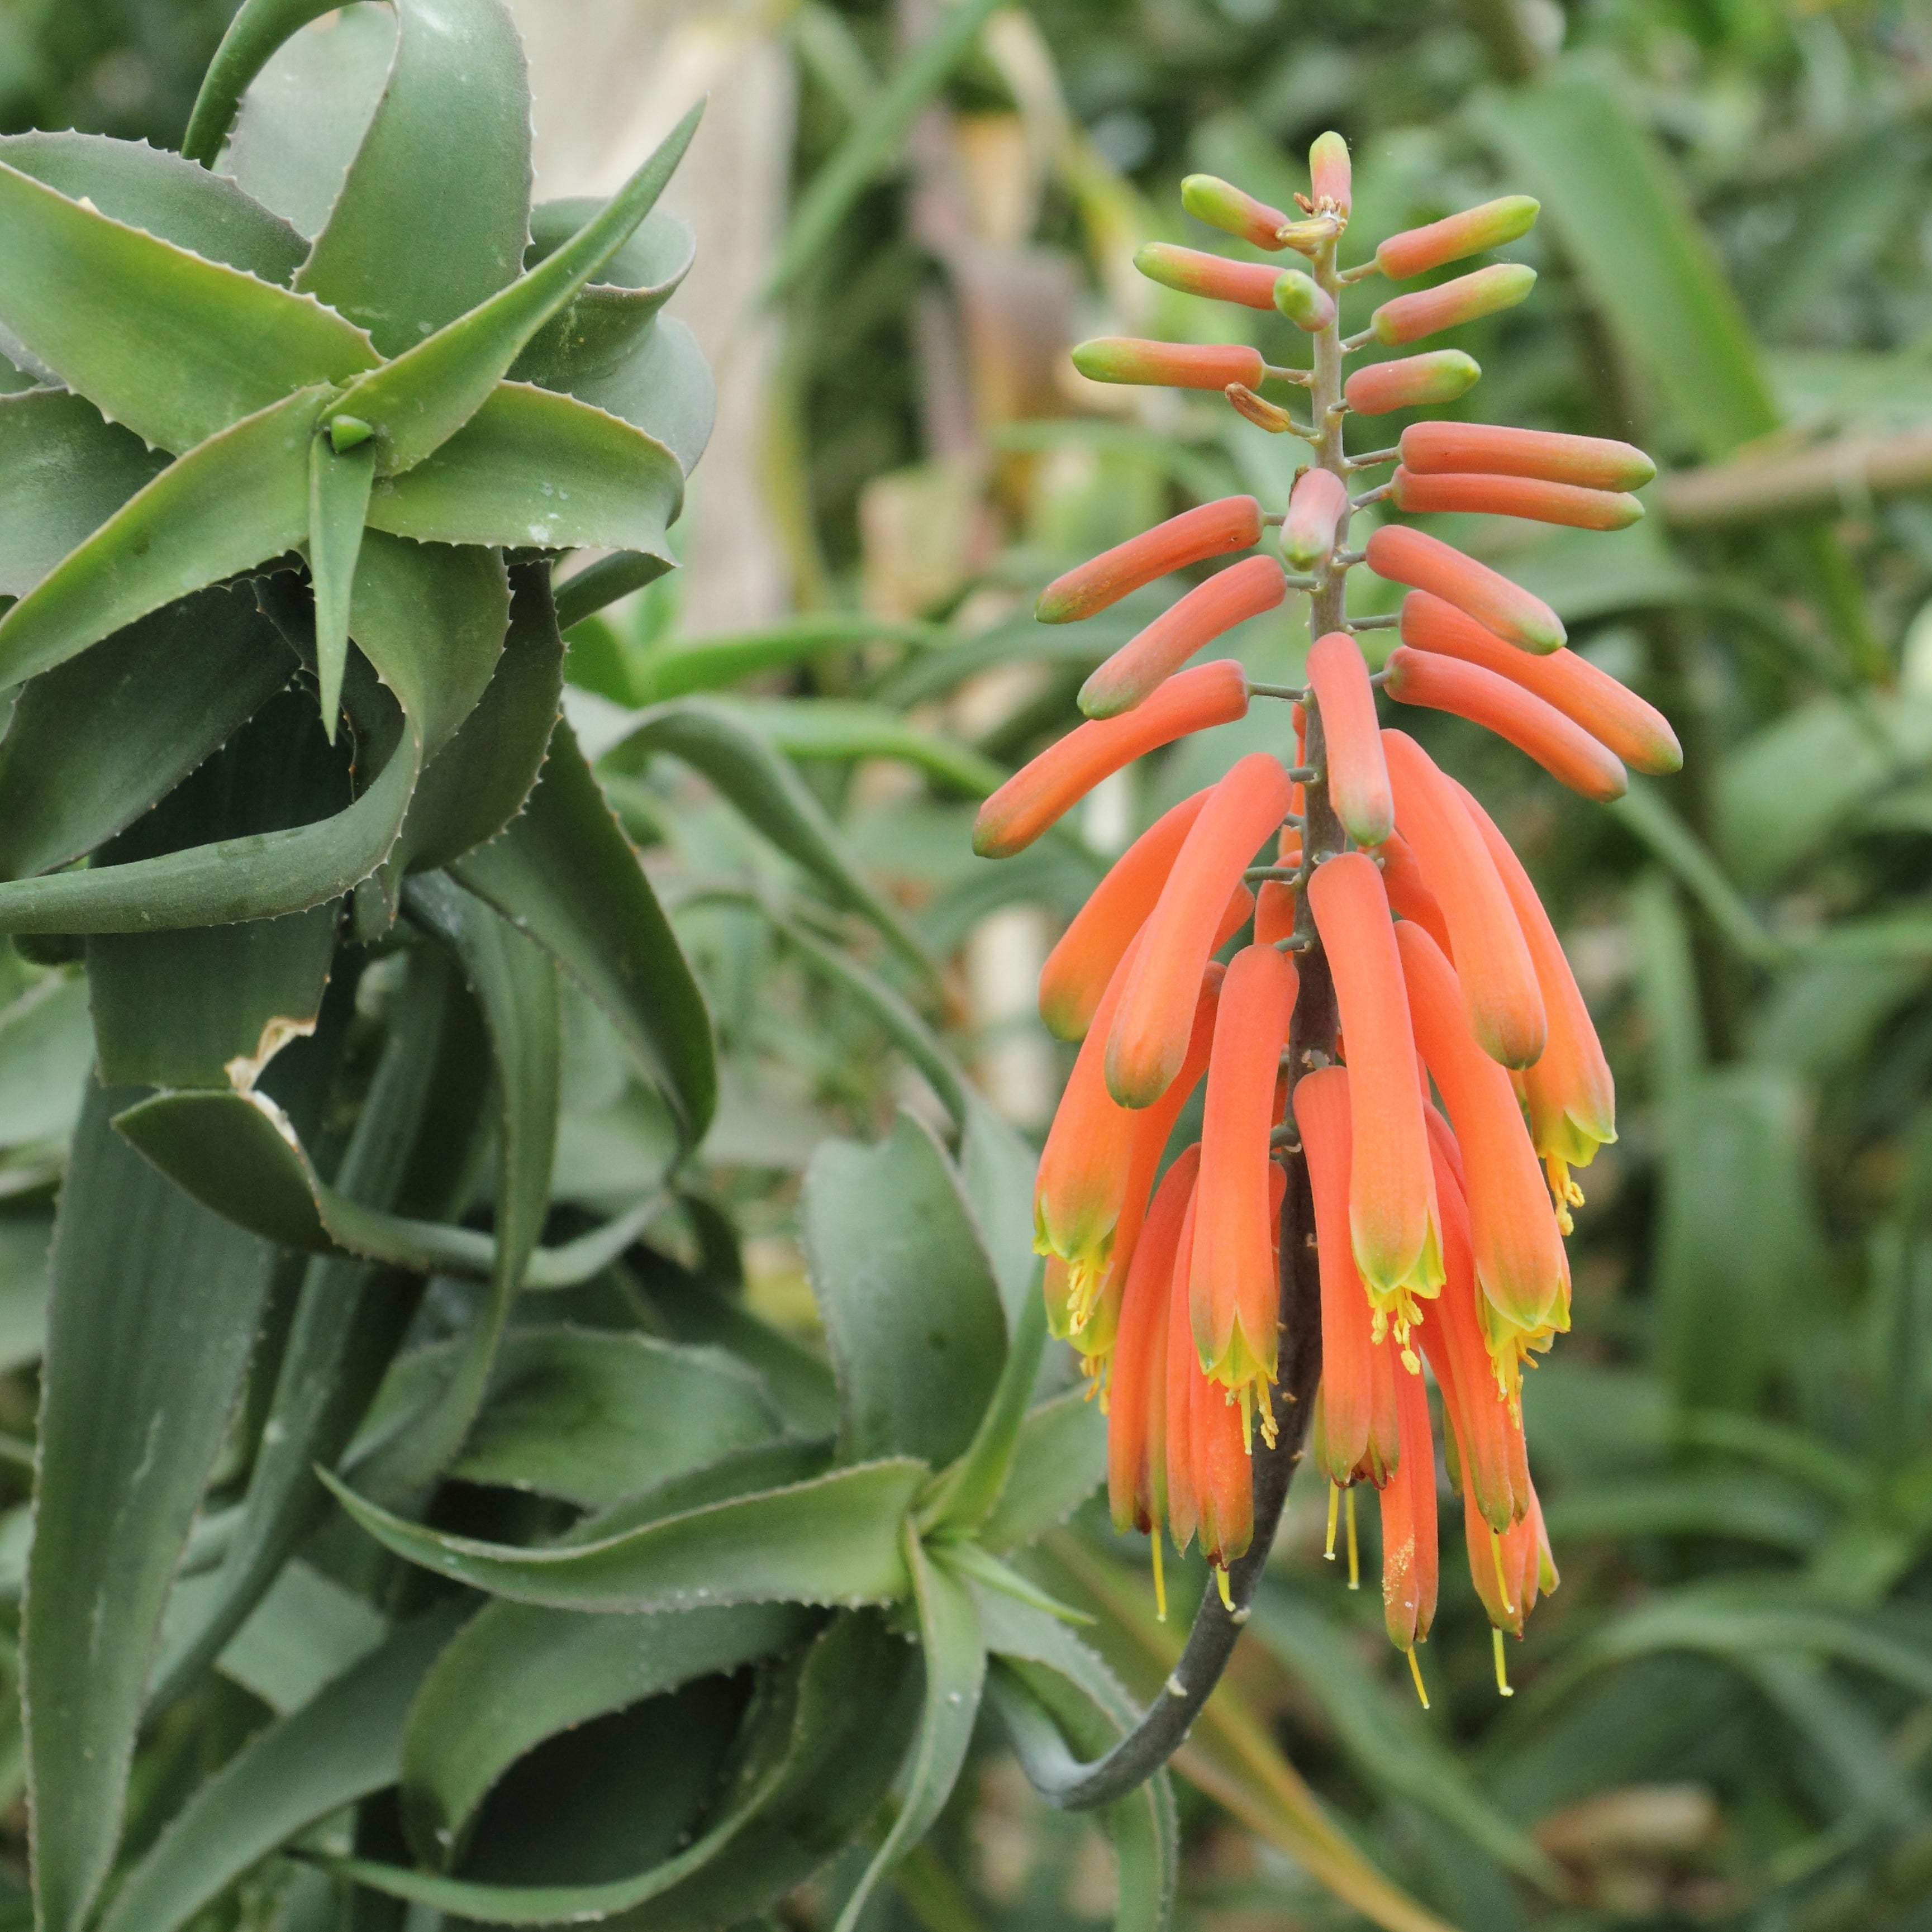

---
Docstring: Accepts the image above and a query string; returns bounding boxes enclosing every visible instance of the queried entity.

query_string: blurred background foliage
[8,0,1932,1926]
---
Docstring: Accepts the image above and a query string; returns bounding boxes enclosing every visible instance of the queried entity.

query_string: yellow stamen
[1257,1378,1278,1449]
[1237,1382,1254,1455]
[1325,1481,1340,1560]
[1345,1486,1360,1591]
[1151,1532,1167,1623]
[1216,1565,1234,1610]
[1407,1645,1430,1710]
[1544,1156,1584,1238]
[1489,1529,1516,1617]
[1493,1626,1514,1697]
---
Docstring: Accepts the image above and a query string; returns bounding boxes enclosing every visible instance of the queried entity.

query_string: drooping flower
[1366,524,1565,654]
[1081,556,1286,718]
[1399,421,1655,492]
[1378,1339,1439,1662]
[1306,630,1393,845]
[1036,496,1263,624]
[1389,467,1642,531]
[1376,829,1452,957]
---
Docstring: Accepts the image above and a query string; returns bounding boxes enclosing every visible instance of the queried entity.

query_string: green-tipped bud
[1376,196,1539,280]
[326,415,374,453]
[1308,131,1352,217]
[1343,350,1482,415]
[1181,173,1294,251]
[1072,337,1265,392]
[1370,263,1535,346]
[1273,270,1335,332]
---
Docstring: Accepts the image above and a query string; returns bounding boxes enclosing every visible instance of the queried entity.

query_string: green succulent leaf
[184,0,378,165]
[513,203,694,372]
[962,1093,1043,1325]
[730,696,1008,796]
[25,1084,279,1932]
[322,1453,928,1612]
[623,612,940,706]
[977,1386,1107,1553]
[546,310,716,476]
[307,431,374,736]
[551,547,677,631]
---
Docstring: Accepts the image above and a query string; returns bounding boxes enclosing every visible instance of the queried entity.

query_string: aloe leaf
[551,548,676,631]
[92,1605,467,1932]
[454,720,718,1150]
[728,697,1008,795]
[802,1111,1008,1469]
[0,390,170,598]
[511,203,694,382]
[365,380,683,554]
[183,0,364,164]
[24,1084,278,1932]
[0,164,374,454]
[331,99,703,477]
[961,1094,1041,1325]
[919,1289,1048,1539]
[308,434,374,738]
[548,311,716,476]
[296,0,531,356]
[0,384,332,692]
[0,130,307,283]
[323,1454,927,1612]
[977,1386,1106,1554]
[0,584,294,882]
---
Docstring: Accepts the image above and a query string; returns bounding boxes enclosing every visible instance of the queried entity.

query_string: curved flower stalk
[973,131,1668,1798]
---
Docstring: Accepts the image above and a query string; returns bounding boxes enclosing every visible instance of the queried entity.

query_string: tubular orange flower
[1193,1369,1257,1571]
[1081,556,1287,718]
[1134,242,1283,308]
[1378,1348,1438,1654]
[1309,131,1352,216]
[1107,753,1296,1107]
[1254,878,1297,945]
[1365,524,1564,654]
[1282,468,1349,572]
[1036,496,1263,624]
[1383,648,1629,802]
[1377,829,1452,957]
[1295,1067,1400,1486]
[1370,263,1535,345]
[1273,270,1334,332]
[1400,421,1655,492]
[1073,337,1264,392]
[1305,852,1443,1318]
[973,660,1250,858]
[1389,467,1642,531]
[1192,945,1299,1405]
[1399,591,1682,774]
[1381,730,1545,1068]
[1396,921,1569,1338]
[1465,1477,1556,1638]
[1344,350,1481,416]
[1306,630,1393,845]
[1163,1183,1204,1553]
[1374,196,1539,279]
[1453,781,1616,1224]
[1181,173,1295,249]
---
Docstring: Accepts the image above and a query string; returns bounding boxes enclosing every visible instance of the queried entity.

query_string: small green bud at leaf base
[1273,270,1335,333]
[1181,173,1294,251]
[326,415,374,453]
[1308,132,1351,217]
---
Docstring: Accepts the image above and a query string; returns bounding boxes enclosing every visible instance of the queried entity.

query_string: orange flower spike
[1389,468,1642,532]
[1073,337,1265,392]
[1344,350,1481,416]
[1305,853,1443,1315]
[1383,648,1629,803]
[1375,196,1539,279]
[1307,631,1394,845]
[1191,945,1299,1403]
[1381,730,1545,1067]
[1282,469,1350,572]
[1369,263,1535,345]
[1081,556,1287,718]
[1400,591,1682,775]
[1107,753,1297,1107]
[1181,173,1295,250]
[1453,781,1616,1222]
[1308,130,1352,217]
[1378,1352,1439,1653]
[1037,496,1263,624]
[1163,1184,1205,1553]
[973,660,1250,858]
[1396,921,1569,1337]
[1106,1146,1197,1536]
[1366,524,1564,654]
[1400,421,1655,493]
[1377,830,1452,957]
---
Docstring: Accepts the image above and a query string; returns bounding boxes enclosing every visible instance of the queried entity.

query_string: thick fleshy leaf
[0,163,374,454]
[802,1110,1007,1468]
[367,381,683,554]
[307,434,374,736]
[185,0,382,164]
[730,696,1007,796]
[0,584,294,882]
[92,1606,467,1932]
[962,1093,1041,1325]
[213,1559,387,1715]
[454,719,717,1148]
[24,1083,278,1932]
[0,390,170,599]
[0,977,92,1152]
[551,548,676,631]
[511,203,693,378]
[0,130,308,283]
[979,1387,1107,1554]
[322,1453,927,1612]
[615,612,939,706]
[548,311,716,477]
[296,0,531,356]
[917,1287,1048,1540]
[330,100,703,477]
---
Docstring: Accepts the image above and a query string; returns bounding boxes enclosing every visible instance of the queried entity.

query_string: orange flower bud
[1389,466,1642,531]
[1107,753,1296,1107]
[1305,853,1443,1317]
[1037,496,1264,624]
[1306,631,1393,845]
[1396,921,1569,1338]
[1134,243,1284,310]
[1399,591,1681,774]
[1344,350,1481,416]
[1383,648,1629,802]
[1400,421,1655,492]
[1192,1367,1257,1571]
[1163,1182,1205,1552]
[1181,173,1295,250]
[1254,878,1297,945]
[1192,945,1299,1397]
[1378,1347,1438,1652]
[973,660,1250,858]
[1308,131,1352,216]
[1374,196,1539,280]
[1365,524,1564,654]
[1225,383,1300,433]
[1452,782,1616,1211]
[1081,556,1287,718]
[1273,270,1335,332]
[1465,1477,1555,1635]
[1295,1067,1400,1486]
[1107,1145,1196,1534]
[1073,337,1266,392]
[1369,263,1535,346]
[1377,830,1451,957]
[1381,731,1544,1067]
[1282,468,1349,572]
